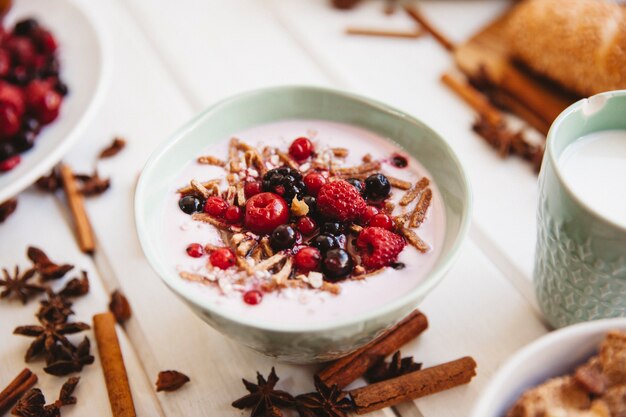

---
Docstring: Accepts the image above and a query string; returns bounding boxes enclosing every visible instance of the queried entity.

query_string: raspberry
[186,243,203,258]
[317,180,366,222]
[294,247,321,271]
[368,213,393,230]
[303,172,326,197]
[209,248,236,270]
[244,192,289,234]
[204,196,228,217]
[288,137,314,161]
[356,227,406,270]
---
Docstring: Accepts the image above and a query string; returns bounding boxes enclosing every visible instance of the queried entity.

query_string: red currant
[243,290,262,305]
[244,181,262,198]
[361,206,379,224]
[303,172,327,197]
[204,196,229,217]
[224,205,243,224]
[209,248,236,270]
[297,216,317,236]
[294,247,321,271]
[0,155,20,172]
[25,80,61,124]
[368,213,393,230]
[186,243,204,258]
[244,192,289,234]
[288,137,314,162]
[0,104,20,138]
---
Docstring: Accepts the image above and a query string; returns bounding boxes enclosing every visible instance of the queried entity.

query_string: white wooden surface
[0,1,550,416]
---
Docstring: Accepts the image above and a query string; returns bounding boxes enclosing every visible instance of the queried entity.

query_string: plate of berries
[0,0,107,202]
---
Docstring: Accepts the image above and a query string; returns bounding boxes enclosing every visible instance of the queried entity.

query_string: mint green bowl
[135,86,471,363]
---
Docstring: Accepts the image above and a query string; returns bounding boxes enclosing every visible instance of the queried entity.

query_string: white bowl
[0,0,109,202]
[471,317,626,417]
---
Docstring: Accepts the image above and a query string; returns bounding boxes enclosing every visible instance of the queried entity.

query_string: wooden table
[0,1,550,416]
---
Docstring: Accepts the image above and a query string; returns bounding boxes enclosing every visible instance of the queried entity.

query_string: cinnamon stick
[60,164,95,254]
[404,5,455,51]
[441,72,503,127]
[0,368,37,414]
[317,310,428,389]
[349,357,477,414]
[94,312,136,417]
[489,89,551,135]
[346,27,422,39]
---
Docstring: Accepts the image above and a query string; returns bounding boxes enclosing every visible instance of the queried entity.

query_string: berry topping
[209,248,236,270]
[243,290,263,305]
[178,195,204,215]
[0,155,20,172]
[297,216,317,236]
[204,196,229,217]
[262,167,306,202]
[345,178,365,196]
[14,19,39,37]
[288,137,314,162]
[303,172,326,196]
[224,205,243,224]
[244,181,262,198]
[368,213,393,230]
[320,222,344,236]
[311,233,340,254]
[244,192,289,234]
[24,80,61,124]
[294,247,321,271]
[317,180,366,222]
[270,224,297,250]
[357,227,406,270]
[365,174,391,201]
[186,243,204,258]
[361,205,380,224]
[391,153,408,168]
[303,196,317,216]
[322,249,352,281]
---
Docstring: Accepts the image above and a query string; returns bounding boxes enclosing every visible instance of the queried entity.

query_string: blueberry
[321,222,344,236]
[346,178,365,196]
[12,131,37,152]
[0,142,16,160]
[178,195,204,214]
[311,234,339,253]
[322,249,352,281]
[54,80,69,96]
[303,196,316,215]
[365,174,391,200]
[14,18,39,36]
[270,225,296,250]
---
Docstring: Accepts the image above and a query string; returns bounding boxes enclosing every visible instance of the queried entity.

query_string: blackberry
[262,167,305,203]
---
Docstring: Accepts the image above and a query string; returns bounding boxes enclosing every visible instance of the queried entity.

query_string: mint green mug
[535,90,626,329]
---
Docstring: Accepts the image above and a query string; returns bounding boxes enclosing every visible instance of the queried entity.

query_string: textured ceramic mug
[535,90,626,329]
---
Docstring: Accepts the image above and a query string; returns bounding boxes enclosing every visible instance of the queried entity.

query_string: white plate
[471,317,626,417]
[0,0,108,202]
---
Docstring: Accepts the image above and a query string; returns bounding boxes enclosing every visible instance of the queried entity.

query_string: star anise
[365,351,422,383]
[109,290,131,324]
[0,267,45,304]
[294,376,354,417]
[0,198,18,222]
[232,367,294,417]
[99,137,126,159]
[12,377,79,417]
[14,317,90,362]
[44,337,94,376]
[74,171,110,196]
[37,289,74,324]
[27,247,74,281]
[58,271,90,298]
[36,168,62,193]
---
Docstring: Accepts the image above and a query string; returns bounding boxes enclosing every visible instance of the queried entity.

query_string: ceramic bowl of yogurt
[135,86,471,363]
